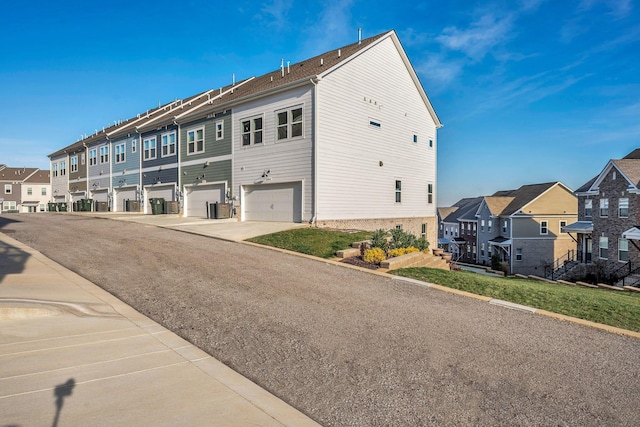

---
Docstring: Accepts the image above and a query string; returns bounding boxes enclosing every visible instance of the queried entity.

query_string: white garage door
[114,187,137,212]
[92,189,109,202]
[145,185,176,214]
[185,183,225,218]
[244,182,302,222]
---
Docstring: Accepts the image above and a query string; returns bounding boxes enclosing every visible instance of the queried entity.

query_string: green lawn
[246,228,372,259]
[247,228,640,332]
[392,267,640,332]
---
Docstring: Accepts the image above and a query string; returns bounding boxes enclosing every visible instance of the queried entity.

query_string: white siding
[316,37,437,220]
[232,86,313,222]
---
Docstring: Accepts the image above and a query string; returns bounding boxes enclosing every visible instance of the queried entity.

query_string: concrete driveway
[84,213,308,241]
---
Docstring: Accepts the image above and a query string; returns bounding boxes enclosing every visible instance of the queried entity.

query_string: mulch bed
[340,256,380,270]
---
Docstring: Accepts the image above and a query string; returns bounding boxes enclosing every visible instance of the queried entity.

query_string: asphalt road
[2,214,640,426]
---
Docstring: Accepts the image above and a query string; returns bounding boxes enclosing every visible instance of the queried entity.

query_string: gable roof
[443,197,483,222]
[580,149,640,192]
[51,29,441,156]
[0,167,38,182]
[437,206,458,220]
[482,196,515,216]
[24,170,50,183]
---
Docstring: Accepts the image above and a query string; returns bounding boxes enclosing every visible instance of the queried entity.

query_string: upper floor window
[115,143,126,163]
[132,140,137,153]
[144,137,157,160]
[427,183,433,204]
[560,220,567,233]
[161,132,176,157]
[242,116,263,146]
[585,199,592,217]
[187,127,204,154]
[52,163,58,177]
[27,187,33,195]
[619,198,629,218]
[599,236,608,259]
[502,220,507,233]
[276,107,303,141]
[81,153,85,165]
[4,184,12,194]
[600,198,609,217]
[488,219,492,232]
[395,180,402,203]
[60,161,67,176]
[89,149,97,166]
[41,187,47,196]
[71,156,78,172]
[480,219,485,231]
[619,238,629,262]
[216,120,224,140]
[99,146,109,164]
[429,139,434,148]
[540,220,548,235]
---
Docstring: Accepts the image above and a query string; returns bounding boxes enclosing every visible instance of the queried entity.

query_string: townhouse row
[48,30,442,242]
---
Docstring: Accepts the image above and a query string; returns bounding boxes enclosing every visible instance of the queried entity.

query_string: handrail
[545,250,576,280]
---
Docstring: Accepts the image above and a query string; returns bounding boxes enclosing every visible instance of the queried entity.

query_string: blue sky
[1,0,638,205]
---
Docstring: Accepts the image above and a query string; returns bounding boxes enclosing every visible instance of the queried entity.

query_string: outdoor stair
[546,260,580,281]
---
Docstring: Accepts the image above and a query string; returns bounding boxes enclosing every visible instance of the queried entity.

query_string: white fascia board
[590,160,635,191]
[174,78,256,122]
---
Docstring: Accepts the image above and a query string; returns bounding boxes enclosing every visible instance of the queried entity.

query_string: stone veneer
[316,217,438,247]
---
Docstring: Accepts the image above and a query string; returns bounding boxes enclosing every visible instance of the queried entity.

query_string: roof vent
[338,49,341,58]
[358,28,362,44]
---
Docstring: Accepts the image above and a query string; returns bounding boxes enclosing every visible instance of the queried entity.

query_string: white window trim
[618,238,629,262]
[115,143,126,164]
[71,156,78,172]
[143,137,157,161]
[89,149,97,166]
[585,199,592,217]
[99,146,109,164]
[599,237,608,260]
[600,198,609,218]
[132,140,137,153]
[395,180,402,203]
[276,106,304,142]
[215,120,224,141]
[161,131,177,158]
[516,248,523,261]
[4,184,12,194]
[540,220,548,235]
[559,220,567,233]
[186,126,205,155]
[241,115,264,146]
[619,198,629,218]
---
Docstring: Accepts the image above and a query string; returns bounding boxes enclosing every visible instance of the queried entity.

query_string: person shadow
[52,378,75,427]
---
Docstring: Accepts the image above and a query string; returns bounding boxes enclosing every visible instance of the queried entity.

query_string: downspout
[309,77,319,225]
[174,119,182,215]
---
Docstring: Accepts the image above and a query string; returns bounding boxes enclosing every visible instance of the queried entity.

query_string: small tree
[491,254,502,271]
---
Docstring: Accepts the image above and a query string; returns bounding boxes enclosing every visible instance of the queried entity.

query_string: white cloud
[300,0,357,54]
[257,0,293,30]
[415,55,464,91]
[436,14,513,61]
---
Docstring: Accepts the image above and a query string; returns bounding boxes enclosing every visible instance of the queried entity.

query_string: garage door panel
[185,184,225,218]
[114,188,137,212]
[244,182,302,222]
[145,186,176,214]
[92,190,109,203]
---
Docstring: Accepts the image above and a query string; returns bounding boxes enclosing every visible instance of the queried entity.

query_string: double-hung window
[4,184,12,194]
[488,220,492,232]
[619,198,629,218]
[71,156,78,172]
[132,140,137,153]
[241,117,263,146]
[89,149,97,165]
[560,220,567,233]
[480,219,485,232]
[540,220,548,235]
[585,199,592,217]
[276,106,303,141]
[52,163,58,177]
[427,183,433,204]
[502,220,507,233]
[187,127,204,154]
[161,132,176,157]
[600,198,609,217]
[115,143,126,163]
[60,161,66,176]
[143,137,157,160]
[599,236,608,259]
[619,238,629,262]
[395,180,402,203]
[41,187,47,196]
[27,187,33,196]
[215,121,224,140]
[516,248,523,261]
[81,153,85,165]
[99,146,109,164]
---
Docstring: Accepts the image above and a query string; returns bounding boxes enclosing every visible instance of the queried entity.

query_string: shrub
[389,228,415,249]
[491,254,502,271]
[414,238,430,251]
[405,246,420,254]
[363,247,386,264]
[387,248,406,258]
[370,229,389,250]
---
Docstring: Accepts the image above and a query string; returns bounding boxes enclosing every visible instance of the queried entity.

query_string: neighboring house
[0,167,38,212]
[438,198,482,262]
[67,143,87,207]
[475,182,577,276]
[21,169,51,212]
[566,149,640,283]
[47,30,441,243]
[438,182,578,275]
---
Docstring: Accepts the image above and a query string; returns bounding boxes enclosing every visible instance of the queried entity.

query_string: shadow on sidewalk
[0,216,29,282]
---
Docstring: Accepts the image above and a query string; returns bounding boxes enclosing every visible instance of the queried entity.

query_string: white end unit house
[228,30,441,241]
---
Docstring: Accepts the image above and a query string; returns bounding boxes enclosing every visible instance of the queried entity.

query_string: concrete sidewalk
[0,232,321,426]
